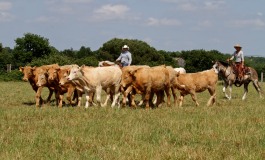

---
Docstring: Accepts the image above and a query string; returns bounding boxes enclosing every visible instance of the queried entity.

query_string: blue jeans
[121,62,129,67]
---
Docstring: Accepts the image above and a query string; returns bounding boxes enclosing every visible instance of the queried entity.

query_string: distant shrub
[0,69,23,81]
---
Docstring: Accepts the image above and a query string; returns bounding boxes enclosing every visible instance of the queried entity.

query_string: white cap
[122,45,129,49]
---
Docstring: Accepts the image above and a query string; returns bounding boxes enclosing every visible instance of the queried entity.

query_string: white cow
[174,67,186,74]
[67,65,122,108]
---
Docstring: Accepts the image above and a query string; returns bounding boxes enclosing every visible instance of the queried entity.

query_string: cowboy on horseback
[227,44,249,81]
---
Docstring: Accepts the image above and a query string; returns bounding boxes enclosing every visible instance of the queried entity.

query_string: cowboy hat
[122,45,129,49]
[234,44,242,48]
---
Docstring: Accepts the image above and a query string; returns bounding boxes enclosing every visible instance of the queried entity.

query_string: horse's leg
[242,83,249,100]
[252,79,263,98]
[223,82,230,99]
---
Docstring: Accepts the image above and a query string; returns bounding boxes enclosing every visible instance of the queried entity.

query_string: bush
[0,69,23,81]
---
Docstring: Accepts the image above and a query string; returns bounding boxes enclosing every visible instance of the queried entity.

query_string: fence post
[261,72,263,83]
[7,64,11,72]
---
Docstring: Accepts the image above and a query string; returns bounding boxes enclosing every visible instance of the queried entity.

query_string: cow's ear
[32,66,37,71]
[66,69,70,75]
[175,71,180,77]
[19,67,24,72]
[80,65,85,70]
[129,69,137,75]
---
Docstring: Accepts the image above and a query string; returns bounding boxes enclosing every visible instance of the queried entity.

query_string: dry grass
[0,81,265,159]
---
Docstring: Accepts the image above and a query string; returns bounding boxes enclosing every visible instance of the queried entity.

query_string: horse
[212,61,263,100]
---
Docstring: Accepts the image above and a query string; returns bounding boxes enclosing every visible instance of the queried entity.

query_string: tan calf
[173,68,218,107]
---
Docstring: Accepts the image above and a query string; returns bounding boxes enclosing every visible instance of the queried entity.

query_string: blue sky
[0,0,265,57]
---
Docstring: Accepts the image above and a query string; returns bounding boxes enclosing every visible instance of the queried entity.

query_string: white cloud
[0,2,13,22]
[0,12,14,22]
[0,2,12,11]
[162,0,226,12]
[63,0,92,3]
[179,2,198,11]
[204,1,226,10]
[257,12,263,16]
[231,18,265,28]
[92,4,129,21]
[147,17,182,26]
[198,20,212,27]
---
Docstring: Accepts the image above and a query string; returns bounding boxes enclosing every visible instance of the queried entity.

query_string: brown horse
[213,61,263,100]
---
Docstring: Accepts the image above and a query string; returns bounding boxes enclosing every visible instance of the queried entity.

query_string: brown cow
[19,66,53,107]
[173,68,218,107]
[120,65,150,107]
[57,66,86,107]
[121,65,171,109]
[33,64,60,107]
[47,65,80,108]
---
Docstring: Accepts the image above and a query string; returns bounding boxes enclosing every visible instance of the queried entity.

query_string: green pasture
[0,81,265,159]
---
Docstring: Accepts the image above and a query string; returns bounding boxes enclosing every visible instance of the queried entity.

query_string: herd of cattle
[19,61,219,109]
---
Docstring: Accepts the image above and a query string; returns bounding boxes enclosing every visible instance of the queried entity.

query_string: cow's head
[47,66,60,82]
[67,65,82,81]
[33,67,48,87]
[20,66,34,81]
[120,68,137,88]
[59,68,71,86]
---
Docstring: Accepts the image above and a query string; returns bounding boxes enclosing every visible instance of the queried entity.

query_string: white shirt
[230,50,244,63]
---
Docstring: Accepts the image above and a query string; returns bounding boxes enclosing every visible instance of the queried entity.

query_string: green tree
[13,33,52,67]
[76,46,93,59]
[0,45,14,72]
[98,38,169,66]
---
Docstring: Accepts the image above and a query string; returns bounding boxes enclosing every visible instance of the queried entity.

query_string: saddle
[232,64,250,81]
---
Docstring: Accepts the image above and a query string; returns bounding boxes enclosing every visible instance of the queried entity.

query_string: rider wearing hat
[227,44,245,80]
[116,45,132,67]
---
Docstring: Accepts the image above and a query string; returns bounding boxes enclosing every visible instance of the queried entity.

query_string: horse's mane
[218,60,230,67]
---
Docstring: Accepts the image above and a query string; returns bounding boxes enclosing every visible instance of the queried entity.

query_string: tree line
[1,33,265,81]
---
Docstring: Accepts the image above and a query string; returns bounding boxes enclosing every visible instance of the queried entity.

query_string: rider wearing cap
[116,45,132,67]
[227,44,245,80]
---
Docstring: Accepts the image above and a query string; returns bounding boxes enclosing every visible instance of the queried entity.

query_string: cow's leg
[111,85,121,108]
[84,89,90,108]
[66,88,75,106]
[46,88,54,105]
[155,92,161,107]
[178,94,184,107]
[144,88,151,109]
[55,90,60,107]
[207,87,216,106]
[190,91,199,106]
[138,94,145,106]
[96,86,102,107]
[88,91,95,106]
[59,93,64,108]
[130,90,137,109]
[122,86,132,107]
[35,87,43,107]
[170,87,178,107]
[165,87,171,107]
[242,83,249,100]
[102,88,110,107]
[77,90,83,107]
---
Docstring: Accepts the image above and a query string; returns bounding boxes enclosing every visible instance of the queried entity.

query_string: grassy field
[0,81,265,159]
